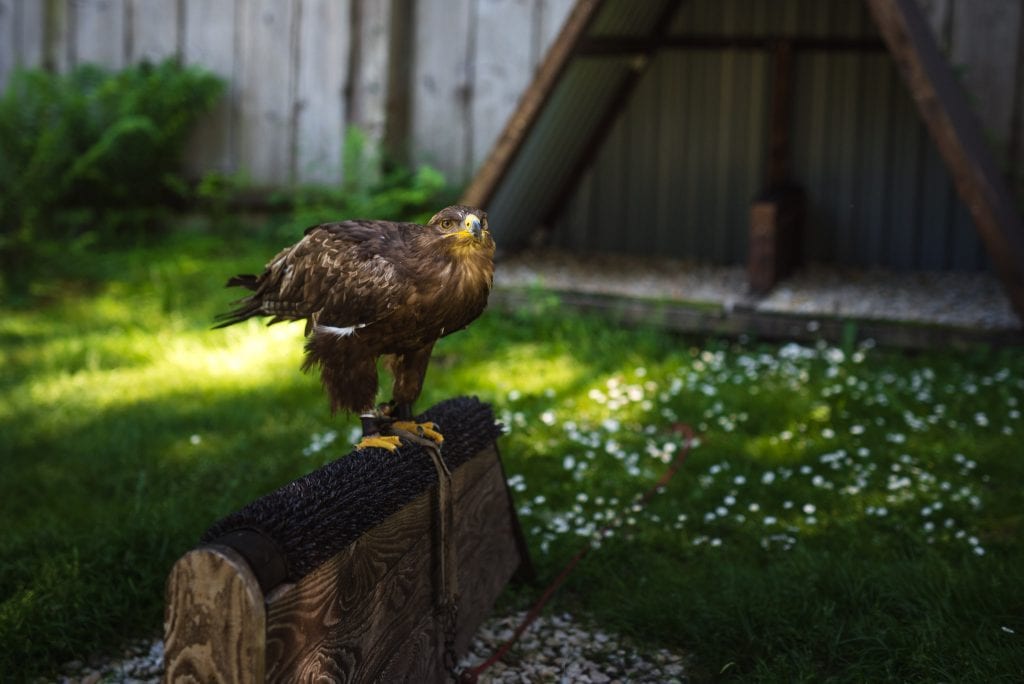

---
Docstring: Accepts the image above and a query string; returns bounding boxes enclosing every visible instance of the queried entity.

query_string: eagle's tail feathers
[212,298,262,329]
[225,274,259,290]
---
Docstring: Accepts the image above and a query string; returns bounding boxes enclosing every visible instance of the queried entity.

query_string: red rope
[457,423,695,683]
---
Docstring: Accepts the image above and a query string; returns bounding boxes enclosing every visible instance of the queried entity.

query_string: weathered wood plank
[294,0,349,184]
[538,0,578,62]
[383,0,413,166]
[236,0,295,185]
[348,0,390,143]
[915,0,952,47]
[182,0,237,175]
[866,0,1024,320]
[0,0,15,90]
[163,545,266,684]
[461,0,603,207]
[45,0,72,73]
[16,0,47,69]
[73,0,126,68]
[471,0,535,172]
[950,0,1021,170]
[451,451,524,655]
[411,0,474,183]
[129,0,178,63]
[345,0,390,186]
[263,445,515,682]
[263,495,434,681]
[377,610,445,683]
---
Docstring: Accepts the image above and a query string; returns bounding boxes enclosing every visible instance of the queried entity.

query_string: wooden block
[163,545,266,683]
[748,186,805,293]
[164,440,526,683]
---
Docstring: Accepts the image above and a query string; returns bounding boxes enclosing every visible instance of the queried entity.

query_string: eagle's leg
[385,345,443,444]
[357,414,402,452]
[306,339,400,452]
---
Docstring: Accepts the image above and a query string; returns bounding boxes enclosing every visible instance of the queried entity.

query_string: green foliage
[0,59,224,295]
[278,127,453,239]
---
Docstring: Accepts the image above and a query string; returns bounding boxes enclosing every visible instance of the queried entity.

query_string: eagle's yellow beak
[464,214,482,240]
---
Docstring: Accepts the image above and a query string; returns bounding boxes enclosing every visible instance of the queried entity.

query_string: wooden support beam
[163,399,527,682]
[461,0,605,208]
[865,0,1024,322]
[538,0,686,230]
[766,41,794,188]
[748,42,804,294]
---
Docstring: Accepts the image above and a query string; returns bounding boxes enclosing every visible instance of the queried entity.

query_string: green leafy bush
[0,59,224,294]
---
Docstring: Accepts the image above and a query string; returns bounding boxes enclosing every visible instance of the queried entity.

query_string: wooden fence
[0,0,575,187]
[0,0,1020,191]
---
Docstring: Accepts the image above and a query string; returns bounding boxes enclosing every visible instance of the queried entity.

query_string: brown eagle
[215,205,495,452]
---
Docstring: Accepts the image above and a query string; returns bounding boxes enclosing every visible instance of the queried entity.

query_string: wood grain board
[164,545,266,683]
[129,0,178,64]
[164,442,525,683]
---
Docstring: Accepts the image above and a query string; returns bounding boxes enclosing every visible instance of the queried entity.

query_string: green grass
[2,229,1023,681]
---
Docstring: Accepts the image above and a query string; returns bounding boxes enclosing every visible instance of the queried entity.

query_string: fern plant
[0,59,224,295]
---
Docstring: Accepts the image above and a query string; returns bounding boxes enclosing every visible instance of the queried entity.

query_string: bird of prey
[215,205,495,452]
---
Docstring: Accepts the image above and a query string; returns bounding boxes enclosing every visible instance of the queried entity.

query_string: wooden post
[749,187,806,294]
[865,0,1024,322]
[766,41,794,188]
[164,546,266,682]
[749,41,804,294]
[164,404,527,684]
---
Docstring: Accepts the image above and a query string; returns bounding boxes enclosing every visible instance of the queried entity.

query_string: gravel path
[53,612,687,683]
[495,249,1022,331]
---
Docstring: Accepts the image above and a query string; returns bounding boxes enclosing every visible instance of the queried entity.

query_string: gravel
[495,249,1022,331]
[53,639,163,684]
[51,612,687,683]
[458,611,688,683]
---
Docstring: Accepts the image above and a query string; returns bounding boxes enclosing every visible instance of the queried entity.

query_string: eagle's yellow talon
[355,434,402,452]
[392,420,444,444]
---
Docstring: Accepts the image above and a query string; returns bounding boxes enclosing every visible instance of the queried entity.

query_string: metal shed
[463,0,1024,322]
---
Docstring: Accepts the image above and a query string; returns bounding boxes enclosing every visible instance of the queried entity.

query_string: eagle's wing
[216,220,416,334]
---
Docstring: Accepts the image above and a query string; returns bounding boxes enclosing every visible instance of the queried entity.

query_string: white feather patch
[315,323,367,338]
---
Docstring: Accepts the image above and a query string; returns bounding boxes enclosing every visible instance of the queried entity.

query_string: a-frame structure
[462,0,1024,322]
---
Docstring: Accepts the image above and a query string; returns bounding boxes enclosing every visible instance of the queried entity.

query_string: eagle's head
[430,205,494,257]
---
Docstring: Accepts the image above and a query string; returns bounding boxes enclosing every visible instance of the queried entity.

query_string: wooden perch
[163,398,529,683]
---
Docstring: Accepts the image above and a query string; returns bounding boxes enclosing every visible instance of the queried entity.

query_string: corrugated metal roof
[590,0,677,37]
[485,0,989,271]
[485,57,635,245]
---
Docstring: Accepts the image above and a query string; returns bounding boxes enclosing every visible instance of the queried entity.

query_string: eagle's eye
[441,218,455,229]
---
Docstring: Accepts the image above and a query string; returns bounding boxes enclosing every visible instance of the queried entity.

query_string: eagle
[215,205,495,452]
